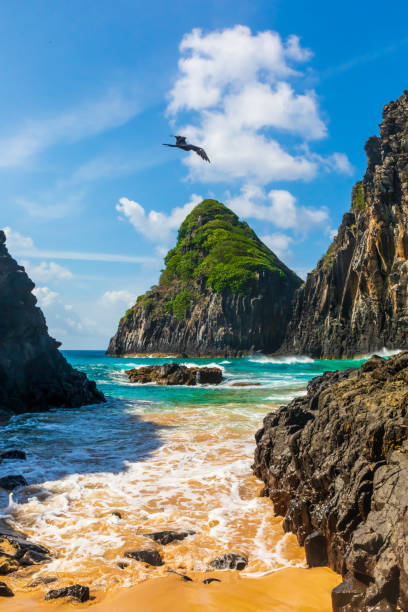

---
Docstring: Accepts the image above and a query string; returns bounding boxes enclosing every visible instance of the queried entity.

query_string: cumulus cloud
[2,226,34,250]
[21,260,73,283]
[33,286,87,340]
[260,233,293,258]
[167,25,351,184]
[100,290,135,306]
[116,194,203,243]
[226,185,329,233]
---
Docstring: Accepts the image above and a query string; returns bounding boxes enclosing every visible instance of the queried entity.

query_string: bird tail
[162,144,177,147]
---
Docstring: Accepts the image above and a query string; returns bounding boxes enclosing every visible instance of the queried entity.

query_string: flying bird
[163,135,210,163]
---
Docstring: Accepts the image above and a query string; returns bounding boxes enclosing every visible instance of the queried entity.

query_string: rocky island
[107,199,302,357]
[280,89,408,358]
[0,229,104,423]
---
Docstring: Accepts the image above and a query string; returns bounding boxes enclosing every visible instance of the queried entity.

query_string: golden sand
[5,567,340,611]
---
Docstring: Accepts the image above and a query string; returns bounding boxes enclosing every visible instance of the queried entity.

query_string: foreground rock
[107,199,301,357]
[208,553,248,571]
[0,519,50,575]
[125,549,163,566]
[45,584,90,602]
[0,475,27,491]
[253,352,408,610]
[0,230,104,422]
[144,529,196,545]
[280,90,408,358]
[0,582,13,597]
[126,363,222,386]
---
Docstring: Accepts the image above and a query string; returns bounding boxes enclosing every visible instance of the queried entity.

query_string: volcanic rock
[253,351,408,610]
[0,519,50,575]
[208,553,248,571]
[126,363,222,386]
[0,450,26,461]
[0,582,13,597]
[125,549,163,566]
[45,584,90,602]
[107,200,301,357]
[0,229,104,421]
[144,529,196,545]
[0,475,27,491]
[280,90,408,358]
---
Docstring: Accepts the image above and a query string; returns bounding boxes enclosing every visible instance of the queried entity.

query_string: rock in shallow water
[125,549,163,566]
[208,553,248,571]
[0,582,13,597]
[45,584,90,602]
[0,475,27,491]
[126,363,222,386]
[144,529,196,545]
[0,450,26,461]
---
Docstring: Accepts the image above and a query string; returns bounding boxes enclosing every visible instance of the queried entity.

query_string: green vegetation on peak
[353,182,366,210]
[159,199,300,295]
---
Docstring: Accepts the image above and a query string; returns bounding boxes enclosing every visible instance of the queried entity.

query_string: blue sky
[1,0,408,349]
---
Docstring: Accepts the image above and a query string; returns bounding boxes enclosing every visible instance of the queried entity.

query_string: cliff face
[107,200,301,357]
[253,352,408,611]
[280,90,408,358]
[0,230,104,421]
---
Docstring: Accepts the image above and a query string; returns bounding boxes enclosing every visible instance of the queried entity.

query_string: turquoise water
[0,350,376,591]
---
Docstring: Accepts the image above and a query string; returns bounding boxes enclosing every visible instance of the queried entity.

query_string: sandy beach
[6,567,341,612]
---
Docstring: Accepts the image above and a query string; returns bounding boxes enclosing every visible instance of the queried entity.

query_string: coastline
[6,567,341,611]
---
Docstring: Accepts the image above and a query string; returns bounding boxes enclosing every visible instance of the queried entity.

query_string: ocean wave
[248,355,315,365]
[361,347,402,359]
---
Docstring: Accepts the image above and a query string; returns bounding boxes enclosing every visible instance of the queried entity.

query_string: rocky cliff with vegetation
[0,230,104,422]
[253,351,408,611]
[107,200,301,357]
[280,89,408,358]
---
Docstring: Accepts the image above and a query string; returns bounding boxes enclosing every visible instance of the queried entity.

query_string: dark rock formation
[253,352,408,610]
[0,475,27,491]
[208,553,248,571]
[144,529,196,545]
[0,229,104,421]
[280,90,408,358]
[0,582,14,597]
[0,450,26,461]
[107,200,301,357]
[45,584,90,602]
[126,363,222,386]
[125,549,163,566]
[0,519,50,576]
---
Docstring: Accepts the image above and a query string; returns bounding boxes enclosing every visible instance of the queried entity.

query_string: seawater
[0,351,373,595]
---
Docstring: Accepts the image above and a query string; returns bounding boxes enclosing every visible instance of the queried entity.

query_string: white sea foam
[361,347,402,359]
[249,355,315,365]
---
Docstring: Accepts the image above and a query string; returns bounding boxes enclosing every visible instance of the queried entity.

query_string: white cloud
[261,233,293,258]
[33,286,60,308]
[167,25,351,184]
[226,185,329,232]
[117,194,203,243]
[100,290,135,307]
[0,88,139,168]
[2,226,157,264]
[21,260,73,283]
[33,286,85,338]
[3,226,34,249]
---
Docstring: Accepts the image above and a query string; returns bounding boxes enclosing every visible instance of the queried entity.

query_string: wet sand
[6,567,341,611]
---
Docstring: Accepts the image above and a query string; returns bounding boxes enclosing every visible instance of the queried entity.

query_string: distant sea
[0,349,397,594]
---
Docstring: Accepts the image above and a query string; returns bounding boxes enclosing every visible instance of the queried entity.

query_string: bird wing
[175,136,187,146]
[189,144,210,163]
